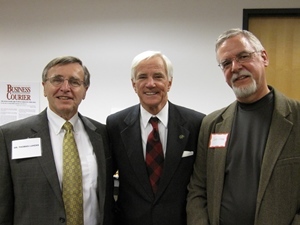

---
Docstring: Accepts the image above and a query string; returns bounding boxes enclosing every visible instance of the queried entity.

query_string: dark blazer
[106,102,205,225]
[187,88,300,225]
[0,109,113,225]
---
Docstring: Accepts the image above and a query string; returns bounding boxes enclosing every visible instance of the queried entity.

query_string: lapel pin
[179,134,185,139]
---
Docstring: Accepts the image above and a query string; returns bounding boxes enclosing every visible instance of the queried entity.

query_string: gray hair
[131,50,173,81]
[42,56,90,87]
[215,28,265,53]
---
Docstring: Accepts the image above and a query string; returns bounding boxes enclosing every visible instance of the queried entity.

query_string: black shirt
[220,90,274,225]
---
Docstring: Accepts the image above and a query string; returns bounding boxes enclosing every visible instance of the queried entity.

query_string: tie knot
[63,121,73,131]
[149,117,159,125]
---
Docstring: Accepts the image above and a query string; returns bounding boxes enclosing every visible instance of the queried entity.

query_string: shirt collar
[46,107,79,134]
[140,102,169,128]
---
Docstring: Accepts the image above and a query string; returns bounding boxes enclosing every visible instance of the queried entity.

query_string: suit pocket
[182,150,194,158]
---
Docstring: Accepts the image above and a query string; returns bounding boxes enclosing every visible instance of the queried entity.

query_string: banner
[0,82,40,126]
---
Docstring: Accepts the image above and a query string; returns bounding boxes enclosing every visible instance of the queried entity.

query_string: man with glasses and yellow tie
[187,28,300,225]
[0,56,114,225]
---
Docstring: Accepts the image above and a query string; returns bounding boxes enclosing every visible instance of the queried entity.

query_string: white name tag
[209,133,228,148]
[12,138,42,159]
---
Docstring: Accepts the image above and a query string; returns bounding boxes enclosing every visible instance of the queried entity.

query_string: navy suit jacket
[106,102,205,225]
[0,109,114,225]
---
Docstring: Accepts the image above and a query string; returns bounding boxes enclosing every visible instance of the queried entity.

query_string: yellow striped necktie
[62,121,83,225]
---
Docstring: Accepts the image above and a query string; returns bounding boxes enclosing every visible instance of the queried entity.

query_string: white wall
[1,0,299,123]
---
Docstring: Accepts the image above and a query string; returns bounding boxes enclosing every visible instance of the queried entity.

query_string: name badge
[12,138,42,159]
[209,133,228,148]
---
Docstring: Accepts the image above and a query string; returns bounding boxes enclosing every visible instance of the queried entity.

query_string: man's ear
[131,79,137,93]
[167,78,173,92]
[42,82,47,97]
[261,50,269,67]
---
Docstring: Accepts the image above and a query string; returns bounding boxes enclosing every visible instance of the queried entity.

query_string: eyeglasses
[45,76,85,87]
[218,51,258,70]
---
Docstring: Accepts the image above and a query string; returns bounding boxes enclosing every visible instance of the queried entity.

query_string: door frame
[243,8,300,30]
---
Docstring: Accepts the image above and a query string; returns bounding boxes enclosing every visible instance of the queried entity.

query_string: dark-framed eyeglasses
[218,51,259,70]
[45,75,85,87]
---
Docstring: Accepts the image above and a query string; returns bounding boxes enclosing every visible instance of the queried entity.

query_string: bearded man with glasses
[187,28,300,225]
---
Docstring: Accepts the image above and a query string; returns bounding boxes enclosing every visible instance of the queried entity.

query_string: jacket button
[59,217,66,223]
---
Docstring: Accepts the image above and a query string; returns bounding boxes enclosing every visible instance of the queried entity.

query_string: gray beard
[232,78,257,99]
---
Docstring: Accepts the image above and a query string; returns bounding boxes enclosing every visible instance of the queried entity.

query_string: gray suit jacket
[106,102,205,225]
[187,88,300,225]
[0,109,113,225]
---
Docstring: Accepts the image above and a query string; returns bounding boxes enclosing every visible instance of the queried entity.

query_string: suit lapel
[121,106,154,198]
[255,91,293,217]
[80,115,107,213]
[210,103,236,219]
[154,103,190,200]
[31,111,63,206]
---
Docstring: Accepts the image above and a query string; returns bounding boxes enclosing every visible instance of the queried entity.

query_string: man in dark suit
[106,50,205,225]
[187,28,300,225]
[0,56,113,225]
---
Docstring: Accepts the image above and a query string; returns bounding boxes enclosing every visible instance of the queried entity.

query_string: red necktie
[146,117,164,194]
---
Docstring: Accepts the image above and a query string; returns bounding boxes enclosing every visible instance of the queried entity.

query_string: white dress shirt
[140,102,169,159]
[47,108,100,225]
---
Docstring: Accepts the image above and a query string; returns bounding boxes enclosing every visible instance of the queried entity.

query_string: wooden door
[243,9,300,100]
